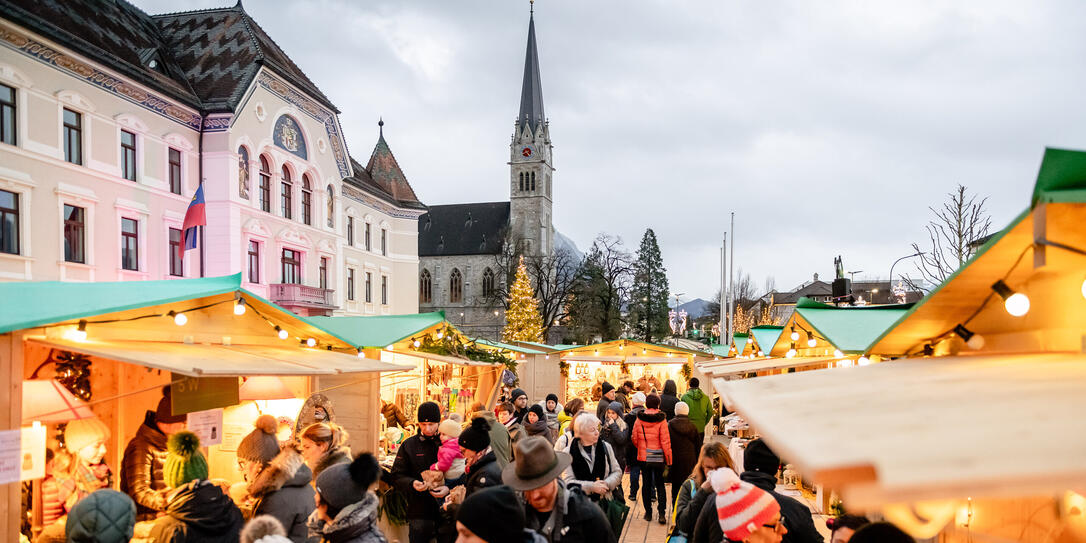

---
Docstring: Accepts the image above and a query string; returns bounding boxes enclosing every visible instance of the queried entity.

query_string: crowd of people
[31,380,920,543]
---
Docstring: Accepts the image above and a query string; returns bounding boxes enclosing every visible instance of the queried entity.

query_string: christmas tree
[502,256,544,343]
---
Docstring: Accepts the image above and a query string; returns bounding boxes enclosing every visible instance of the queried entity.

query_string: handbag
[599,488,629,536]
[641,424,665,466]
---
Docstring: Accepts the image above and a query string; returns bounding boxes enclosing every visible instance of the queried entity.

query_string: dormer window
[138,48,168,75]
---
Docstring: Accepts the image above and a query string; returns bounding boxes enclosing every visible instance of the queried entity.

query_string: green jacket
[680,387,713,434]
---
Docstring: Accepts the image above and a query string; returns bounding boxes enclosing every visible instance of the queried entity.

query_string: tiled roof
[419,202,511,256]
[343,156,426,211]
[517,11,545,133]
[365,128,423,207]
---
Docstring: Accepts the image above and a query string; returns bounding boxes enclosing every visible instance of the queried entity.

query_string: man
[594,382,617,421]
[121,386,187,521]
[391,401,444,543]
[615,381,633,413]
[622,391,646,501]
[679,377,713,440]
[510,388,530,424]
[470,402,513,468]
[501,436,615,543]
[741,439,824,543]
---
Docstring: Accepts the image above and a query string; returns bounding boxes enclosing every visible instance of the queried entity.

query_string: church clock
[520,145,534,158]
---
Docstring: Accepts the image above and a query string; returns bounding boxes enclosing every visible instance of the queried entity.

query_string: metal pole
[720,237,725,344]
[727,212,735,342]
[889,251,924,285]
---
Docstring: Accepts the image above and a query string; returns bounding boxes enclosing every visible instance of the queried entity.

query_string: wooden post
[1,332,25,541]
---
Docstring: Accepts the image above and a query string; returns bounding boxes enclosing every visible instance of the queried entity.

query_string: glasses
[763,517,787,533]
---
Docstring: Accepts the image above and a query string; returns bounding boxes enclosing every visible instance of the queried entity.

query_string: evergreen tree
[502,256,544,342]
[567,234,631,343]
[629,229,670,342]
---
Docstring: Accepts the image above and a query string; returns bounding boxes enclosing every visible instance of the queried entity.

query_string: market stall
[473,339,557,403]
[767,298,911,362]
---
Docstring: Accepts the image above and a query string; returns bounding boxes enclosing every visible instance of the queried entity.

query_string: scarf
[569,438,607,484]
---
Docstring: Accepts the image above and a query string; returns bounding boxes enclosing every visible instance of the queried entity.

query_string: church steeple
[517,6,545,135]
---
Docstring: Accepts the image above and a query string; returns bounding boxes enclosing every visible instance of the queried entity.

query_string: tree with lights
[502,256,544,343]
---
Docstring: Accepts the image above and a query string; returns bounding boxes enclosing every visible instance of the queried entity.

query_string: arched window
[518,172,524,191]
[326,185,335,228]
[530,171,536,191]
[301,174,312,226]
[481,268,495,297]
[281,166,293,219]
[449,269,463,303]
[258,155,271,212]
[420,269,432,303]
[238,146,250,200]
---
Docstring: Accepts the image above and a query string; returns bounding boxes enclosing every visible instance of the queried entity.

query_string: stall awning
[749,326,785,354]
[715,353,1086,508]
[305,312,448,349]
[474,338,546,355]
[28,337,413,376]
[703,356,833,379]
[384,349,502,367]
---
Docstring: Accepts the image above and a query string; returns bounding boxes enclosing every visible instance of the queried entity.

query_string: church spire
[517,4,545,135]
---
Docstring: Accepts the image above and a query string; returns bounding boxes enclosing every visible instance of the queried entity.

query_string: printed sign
[219,423,250,452]
[0,425,47,484]
[171,374,239,415]
[186,408,224,447]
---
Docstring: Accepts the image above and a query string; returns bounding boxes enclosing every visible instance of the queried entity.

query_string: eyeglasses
[763,517,787,533]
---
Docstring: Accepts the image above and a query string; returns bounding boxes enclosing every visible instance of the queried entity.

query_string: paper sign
[186,409,224,447]
[218,423,249,452]
[0,425,47,484]
[171,373,239,415]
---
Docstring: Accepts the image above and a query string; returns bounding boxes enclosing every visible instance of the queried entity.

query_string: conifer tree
[502,256,544,343]
[629,229,671,342]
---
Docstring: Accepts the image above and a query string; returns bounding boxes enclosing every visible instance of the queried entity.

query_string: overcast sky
[136,0,1086,301]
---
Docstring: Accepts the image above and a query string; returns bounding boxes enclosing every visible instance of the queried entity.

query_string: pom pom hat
[315,452,379,517]
[711,467,781,541]
[458,417,491,452]
[164,431,208,488]
[237,414,281,464]
[438,418,462,438]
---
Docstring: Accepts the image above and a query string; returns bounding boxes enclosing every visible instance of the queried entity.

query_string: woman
[692,468,787,543]
[667,402,702,505]
[522,404,554,443]
[630,393,672,524]
[599,401,628,475]
[673,441,734,540]
[299,423,351,481]
[236,415,315,543]
[307,453,387,543]
[562,414,622,502]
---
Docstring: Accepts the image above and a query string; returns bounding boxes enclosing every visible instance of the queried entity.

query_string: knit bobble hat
[631,392,647,406]
[439,418,463,438]
[743,439,781,475]
[64,417,110,454]
[600,382,615,396]
[711,468,781,541]
[315,452,379,517]
[457,486,525,543]
[607,401,624,416]
[237,415,281,464]
[645,393,661,409]
[675,401,690,416]
[163,431,208,488]
[459,417,491,452]
[417,401,441,423]
[155,386,186,424]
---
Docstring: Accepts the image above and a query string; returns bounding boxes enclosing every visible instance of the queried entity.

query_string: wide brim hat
[501,436,572,491]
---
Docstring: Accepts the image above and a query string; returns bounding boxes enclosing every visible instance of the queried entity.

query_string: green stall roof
[305,312,447,349]
[1032,147,1086,205]
[794,298,913,354]
[710,343,731,357]
[474,338,546,355]
[0,274,242,334]
[749,326,785,353]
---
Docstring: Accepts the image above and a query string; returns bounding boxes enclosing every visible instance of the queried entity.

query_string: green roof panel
[795,299,912,353]
[474,338,546,354]
[1032,147,1086,205]
[305,312,446,349]
[749,326,785,353]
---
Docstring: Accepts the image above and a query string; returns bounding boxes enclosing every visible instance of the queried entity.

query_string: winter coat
[557,411,573,436]
[431,437,465,479]
[599,417,628,471]
[630,409,672,465]
[523,418,555,444]
[246,448,317,543]
[146,480,244,543]
[680,387,713,435]
[667,415,701,487]
[306,492,387,543]
[472,410,513,469]
[691,490,724,543]
[311,447,352,482]
[742,471,825,543]
[554,426,575,452]
[441,450,502,521]
[562,439,622,498]
[659,380,680,420]
[670,478,698,537]
[120,411,169,521]
[677,484,711,538]
[622,406,644,466]
[389,432,441,520]
[614,389,630,413]
[522,480,616,543]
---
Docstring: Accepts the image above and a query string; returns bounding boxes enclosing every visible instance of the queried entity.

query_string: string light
[992,280,1029,317]
[233,297,247,316]
[357,350,366,359]
[436,331,444,339]
[70,320,88,342]
[786,342,797,358]
[305,338,316,347]
[167,311,187,326]
[756,350,764,357]
[746,336,754,344]
[413,339,421,348]
[386,345,394,351]
[790,327,800,341]
[275,326,288,340]
[806,331,816,348]
[953,323,985,350]
[1081,278,1086,300]
[857,356,870,366]
[833,349,844,359]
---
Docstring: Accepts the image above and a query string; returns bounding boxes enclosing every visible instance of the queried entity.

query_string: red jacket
[631,408,672,465]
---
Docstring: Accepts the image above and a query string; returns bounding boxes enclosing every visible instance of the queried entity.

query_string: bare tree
[485,230,579,338]
[910,185,992,290]
[567,234,633,342]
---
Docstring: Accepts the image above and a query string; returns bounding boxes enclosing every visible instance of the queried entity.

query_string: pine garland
[502,256,544,343]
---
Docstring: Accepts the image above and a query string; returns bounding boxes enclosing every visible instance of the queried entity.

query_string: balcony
[269,283,337,316]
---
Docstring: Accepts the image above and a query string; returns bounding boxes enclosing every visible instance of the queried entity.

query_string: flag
[179,185,206,260]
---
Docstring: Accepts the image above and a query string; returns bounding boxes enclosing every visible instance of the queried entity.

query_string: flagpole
[720,235,726,345]
[727,212,735,342]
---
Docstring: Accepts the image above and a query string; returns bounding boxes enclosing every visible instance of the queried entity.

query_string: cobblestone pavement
[617,474,674,543]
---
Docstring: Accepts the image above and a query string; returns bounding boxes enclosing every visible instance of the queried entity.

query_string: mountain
[674,298,712,319]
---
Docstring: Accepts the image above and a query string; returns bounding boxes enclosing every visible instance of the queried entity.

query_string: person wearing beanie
[241,515,293,543]
[121,386,188,521]
[680,377,714,437]
[690,467,786,543]
[390,401,443,543]
[599,401,628,476]
[309,453,386,543]
[509,388,529,424]
[621,391,647,501]
[631,393,672,523]
[440,417,502,523]
[64,488,136,543]
[469,402,513,469]
[848,521,914,543]
[539,393,562,433]
[595,382,617,422]
[614,381,633,414]
[55,417,113,513]
[236,415,316,543]
[430,417,466,484]
[299,422,352,481]
[147,431,244,543]
[523,403,554,444]
[455,485,546,543]
[668,401,701,506]
[740,439,824,543]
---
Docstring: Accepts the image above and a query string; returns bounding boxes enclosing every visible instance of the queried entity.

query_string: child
[428,418,465,488]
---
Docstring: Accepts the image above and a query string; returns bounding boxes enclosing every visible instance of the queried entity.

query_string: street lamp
[888,251,925,285]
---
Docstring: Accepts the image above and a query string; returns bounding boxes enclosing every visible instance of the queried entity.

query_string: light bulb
[413,340,421,348]
[786,349,796,358]
[305,338,316,347]
[173,312,188,326]
[1081,278,1086,300]
[790,329,800,341]
[594,350,599,356]
[386,345,394,351]
[276,327,289,340]
[833,349,844,359]
[233,299,247,315]
[756,350,764,357]
[966,334,986,350]
[69,320,88,342]
[807,338,817,348]
[746,336,754,344]
[357,351,365,359]
[436,331,444,339]
[858,356,870,366]
[1004,293,1030,317]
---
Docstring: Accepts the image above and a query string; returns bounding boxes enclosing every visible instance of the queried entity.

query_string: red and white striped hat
[711,467,781,541]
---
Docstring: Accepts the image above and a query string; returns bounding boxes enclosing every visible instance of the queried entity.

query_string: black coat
[692,489,724,543]
[248,449,317,543]
[523,483,615,543]
[443,451,502,521]
[148,480,245,543]
[667,415,701,488]
[678,486,712,538]
[741,471,824,543]
[599,418,628,471]
[390,431,441,520]
[120,411,169,521]
[622,407,644,466]
[659,380,680,420]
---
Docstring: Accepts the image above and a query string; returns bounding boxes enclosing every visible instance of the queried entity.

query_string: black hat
[457,486,525,542]
[528,404,545,421]
[545,393,558,404]
[510,388,527,402]
[600,381,615,395]
[417,401,441,423]
[459,417,491,452]
[743,439,781,475]
[315,453,379,518]
[155,386,186,424]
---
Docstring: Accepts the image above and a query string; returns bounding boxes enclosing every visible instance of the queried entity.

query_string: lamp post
[888,251,925,285]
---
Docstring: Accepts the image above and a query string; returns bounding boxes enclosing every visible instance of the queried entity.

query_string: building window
[365,272,372,303]
[381,228,387,256]
[0,84,14,146]
[168,228,183,276]
[63,109,82,165]
[319,257,328,289]
[121,130,137,181]
[121,218,139,271]
[518,172,524,192]
[238,146,251,199]
[247,240,260,283]
[63,204,85,263]
[281,248,301,284]
[347,268,355,301]
[281,166,292,219]
[449,269,463,303]
[482,268,495,297]
[347,216,354,246]
[301,174,312,226]
[168,148,182,195]
[0,189,18,254]
[381,276,388,305]
[364,222,371,251]
[419,269,432,303]
[259,156,271,212]
[530,171,536,191]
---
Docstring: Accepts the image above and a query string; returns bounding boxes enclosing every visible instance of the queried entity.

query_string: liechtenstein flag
[179,185,206,260]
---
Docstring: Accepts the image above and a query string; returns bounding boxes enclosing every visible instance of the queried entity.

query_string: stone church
[418,8,575,339]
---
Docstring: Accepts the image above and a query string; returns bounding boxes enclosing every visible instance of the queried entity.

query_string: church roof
[517,10,546,134]
[419,202,511,256]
